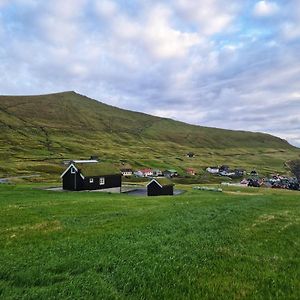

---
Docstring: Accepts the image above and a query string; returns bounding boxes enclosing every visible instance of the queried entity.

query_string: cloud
[0,0,300,147]
[253,1,279,17]
[175,0,237,35]
[142,5,202,59]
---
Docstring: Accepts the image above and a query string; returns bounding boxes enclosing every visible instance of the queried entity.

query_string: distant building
[186,152,195,158]
[140,169,153,177]
[63,159,99,165]
[163,169,178,178]
[61,162,121,191]
[153,169,163,177]
[147,178,174,196]
[219,165,229,173]
[206,166,219,174]
[250,170,259,177]
[120,168,133,177]
[186,168,196,176]
[234,169,246,177]
[134,170,144,177]
[134,169,153,177]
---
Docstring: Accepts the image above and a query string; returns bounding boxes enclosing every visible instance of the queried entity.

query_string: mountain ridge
[0,91,299,177]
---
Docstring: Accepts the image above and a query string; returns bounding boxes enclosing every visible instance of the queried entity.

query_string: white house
[121,168,133,176]
[206,167,219,174]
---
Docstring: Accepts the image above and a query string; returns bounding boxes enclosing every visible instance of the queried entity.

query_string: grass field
[0,184,299,299]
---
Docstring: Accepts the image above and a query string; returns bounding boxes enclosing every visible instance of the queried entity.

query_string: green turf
[0,91,299,179]
[0,184,299,299]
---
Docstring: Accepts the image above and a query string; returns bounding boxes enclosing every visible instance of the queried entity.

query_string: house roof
[75,162,120,177]
[121,168,133,172]
[71,160,99,164]
[165,169,177,173]
[147,177,174,187]
[140,168,153,173]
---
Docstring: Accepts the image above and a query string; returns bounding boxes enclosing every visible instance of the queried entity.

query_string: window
[70,167,75,174]
[89,178,94,183]
[99,177,105,185]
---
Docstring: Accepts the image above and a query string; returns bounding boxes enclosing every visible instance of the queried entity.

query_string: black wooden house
[61,162,121,191]
[147,178,174,196]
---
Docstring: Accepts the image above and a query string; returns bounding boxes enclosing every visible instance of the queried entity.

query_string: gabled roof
[140,168,153,173]
[165,169,177,173]
[71,160,99,164]
[61,162,120,178]
[147,178,174,187]
[60,164,80,178]
[120,168,133,172]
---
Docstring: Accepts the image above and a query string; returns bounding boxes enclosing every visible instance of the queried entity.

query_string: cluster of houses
[60,158,300,194]
[122,168,180,178]
[206,165,299,190]
[206,165,251,177]
[61,159,175,196]
[243,175,299,190]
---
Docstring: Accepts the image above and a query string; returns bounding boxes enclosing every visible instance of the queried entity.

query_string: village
[60,154,300,195]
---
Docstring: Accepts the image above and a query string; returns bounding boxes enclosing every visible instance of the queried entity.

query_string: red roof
[140,168,153,173]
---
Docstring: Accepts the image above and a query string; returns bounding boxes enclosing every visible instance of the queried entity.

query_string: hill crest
[0,91,298,177]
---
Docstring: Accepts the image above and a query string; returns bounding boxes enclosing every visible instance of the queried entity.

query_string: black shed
[61,162,121,191]
[147,178,174,196]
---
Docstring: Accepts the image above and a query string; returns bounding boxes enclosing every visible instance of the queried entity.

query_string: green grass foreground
[0,185,299,299]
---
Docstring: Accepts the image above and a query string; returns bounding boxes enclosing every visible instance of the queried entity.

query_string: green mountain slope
[0,91,299,178]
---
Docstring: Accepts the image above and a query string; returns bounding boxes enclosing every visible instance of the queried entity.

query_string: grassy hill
[0,91,299,178]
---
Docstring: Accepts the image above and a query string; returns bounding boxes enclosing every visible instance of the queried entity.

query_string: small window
[70,167,75,174]
[89,178,94,183]
[99,177,105,185]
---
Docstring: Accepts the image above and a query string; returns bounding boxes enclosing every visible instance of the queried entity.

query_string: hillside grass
[0,184,299,299]
[0,91,299,178]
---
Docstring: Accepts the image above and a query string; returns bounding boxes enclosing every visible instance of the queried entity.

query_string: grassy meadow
[0,183,299,299]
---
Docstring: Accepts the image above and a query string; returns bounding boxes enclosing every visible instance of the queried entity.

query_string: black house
[147,178,174,196]
[219,165,230,173]
[234,169,246,177]
[61,162,121,191]
[186,152,195,158]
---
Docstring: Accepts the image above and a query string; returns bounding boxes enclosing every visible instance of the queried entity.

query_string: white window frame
[89,178,94,183]
[71,167,76,174]
[99,177,105,185]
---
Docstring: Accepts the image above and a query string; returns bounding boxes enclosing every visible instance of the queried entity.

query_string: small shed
[186,152,195,158]
[147,178,174,196]
[61,162,121,191]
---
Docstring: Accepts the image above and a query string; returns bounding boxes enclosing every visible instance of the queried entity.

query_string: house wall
[83,175,121,191]
[62,169,84,191]
[147,182,174,196]
[62,169,121,191]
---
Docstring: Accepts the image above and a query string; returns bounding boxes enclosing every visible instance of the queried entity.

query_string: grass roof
[166,169,177,173]
[152,177,174,186]
[75,163,120,177]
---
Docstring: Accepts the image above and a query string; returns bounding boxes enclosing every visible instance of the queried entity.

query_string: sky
[0,0,300,146]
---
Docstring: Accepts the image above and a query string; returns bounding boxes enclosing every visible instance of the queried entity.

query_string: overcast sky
[0,0,300,146]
